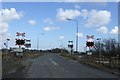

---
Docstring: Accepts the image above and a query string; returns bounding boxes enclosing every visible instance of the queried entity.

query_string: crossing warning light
[86,41,94,47]
[16,39,25,45]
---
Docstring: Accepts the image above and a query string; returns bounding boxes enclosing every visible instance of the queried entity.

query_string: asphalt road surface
[23,53,118,78]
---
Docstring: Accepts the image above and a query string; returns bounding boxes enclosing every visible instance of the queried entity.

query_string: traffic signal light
[68,40,73,48]
[86,41,94,47]
[68,45,73,48]
[25,43,31,48]
[16,39,25,45]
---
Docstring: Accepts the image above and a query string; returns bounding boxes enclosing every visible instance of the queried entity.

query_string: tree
[92,38,119,57]
[51,48,69,53]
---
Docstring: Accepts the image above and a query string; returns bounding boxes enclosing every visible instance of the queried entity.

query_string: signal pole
[97,38,101,64]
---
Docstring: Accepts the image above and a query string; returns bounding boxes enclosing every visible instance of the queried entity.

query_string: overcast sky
[0,2,118,52]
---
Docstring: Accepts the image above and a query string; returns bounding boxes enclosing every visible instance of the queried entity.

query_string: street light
[37,33,44,50]
[66,18,79,53]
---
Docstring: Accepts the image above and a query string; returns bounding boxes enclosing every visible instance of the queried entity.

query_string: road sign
[12,48,23,52]
[16,32,25,37]
[87,51,92,55]
[87,35,94,39]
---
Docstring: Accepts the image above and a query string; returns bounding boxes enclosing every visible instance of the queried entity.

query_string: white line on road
[49,58,58,66]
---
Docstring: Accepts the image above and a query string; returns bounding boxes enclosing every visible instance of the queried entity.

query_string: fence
[76,54,120,69]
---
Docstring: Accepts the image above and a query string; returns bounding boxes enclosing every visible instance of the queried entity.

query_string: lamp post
[66,18,79,53]
[37,33,44,50]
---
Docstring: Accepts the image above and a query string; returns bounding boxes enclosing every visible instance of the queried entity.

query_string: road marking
[51,60,58,66]
[49,58,58,66]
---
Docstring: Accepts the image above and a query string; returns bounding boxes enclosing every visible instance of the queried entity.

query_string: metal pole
[66,18,79,53]
[99,39,101,64]
[100,43,101,62]
[37,34,39,50]
[97,38,101,64]
[84,46,86,63]
[76,20,78,53]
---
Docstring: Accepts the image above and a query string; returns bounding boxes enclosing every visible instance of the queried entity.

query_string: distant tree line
[23,48,69,53]
[51,48,69,53]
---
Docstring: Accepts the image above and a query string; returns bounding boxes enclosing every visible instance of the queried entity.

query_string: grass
[25,52,44,59]
[2,61,22,76]
[60,53,77,60]
[60,53,120,73]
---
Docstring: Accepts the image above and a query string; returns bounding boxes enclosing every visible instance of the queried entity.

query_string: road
[3,53,118,79]
[22,53,118,78]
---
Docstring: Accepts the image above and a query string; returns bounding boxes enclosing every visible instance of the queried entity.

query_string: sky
[1,0,120,2]
[0,2,118,52]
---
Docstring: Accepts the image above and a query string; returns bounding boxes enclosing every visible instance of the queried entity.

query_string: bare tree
[93,38,119,57]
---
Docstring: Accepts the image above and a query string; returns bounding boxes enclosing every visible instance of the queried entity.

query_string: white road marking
[51,60,58,66]
[49,58,58,66]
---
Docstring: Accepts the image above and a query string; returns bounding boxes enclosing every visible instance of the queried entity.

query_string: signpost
[85,35,94,62]
[86,35,94,55]
[15,32,26,57]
